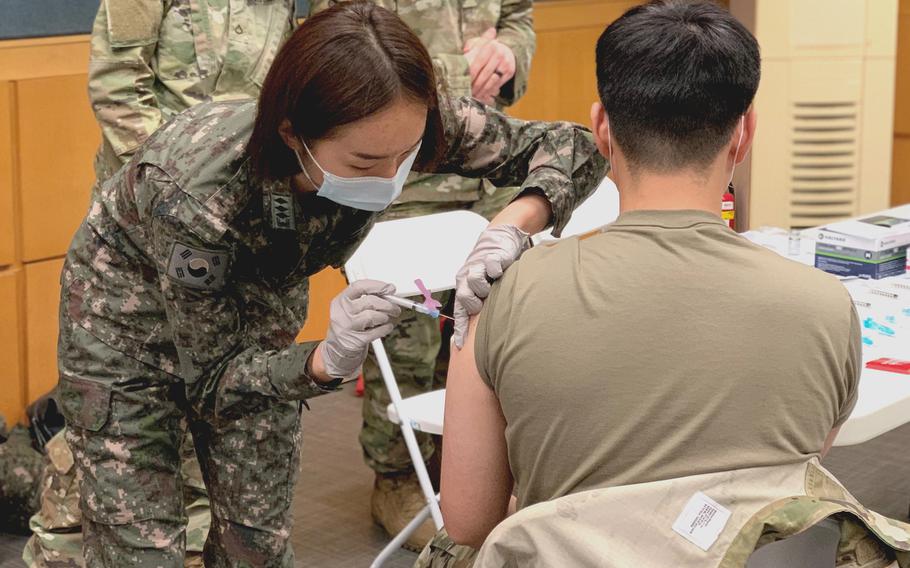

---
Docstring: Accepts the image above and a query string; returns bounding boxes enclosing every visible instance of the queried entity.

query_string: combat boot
[371,471,437,552]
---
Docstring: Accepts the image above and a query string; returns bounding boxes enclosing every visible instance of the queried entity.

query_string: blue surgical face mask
[294,139,420,212]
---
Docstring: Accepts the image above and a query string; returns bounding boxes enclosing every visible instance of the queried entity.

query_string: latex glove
[453,225,530,349]
[463,28,516,105]
[319,279,401,379]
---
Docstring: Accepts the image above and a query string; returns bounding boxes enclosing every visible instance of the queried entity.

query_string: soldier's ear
[278,119,303,153]
[590,102,610,159]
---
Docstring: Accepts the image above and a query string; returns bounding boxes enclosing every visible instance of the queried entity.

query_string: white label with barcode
[672,491,731,551]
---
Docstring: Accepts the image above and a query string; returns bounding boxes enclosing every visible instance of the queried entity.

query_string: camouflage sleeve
[430,96,607,236]
[432,55,474,99]
[146,177,329,402]
[494,0,535,106]
[87,0,166,164]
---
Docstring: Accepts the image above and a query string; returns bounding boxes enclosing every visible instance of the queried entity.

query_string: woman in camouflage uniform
[55,2,605,566]
[308,0,539,547]
[26,3,298,566]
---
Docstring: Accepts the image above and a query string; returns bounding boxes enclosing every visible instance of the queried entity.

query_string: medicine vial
[788,229,801,256]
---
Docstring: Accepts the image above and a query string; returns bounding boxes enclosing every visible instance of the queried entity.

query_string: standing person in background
[90,0,298,185]
[24,2,296,566]
[308,0,536,550]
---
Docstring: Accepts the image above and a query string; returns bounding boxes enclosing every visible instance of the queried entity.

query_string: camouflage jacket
[88,0,296,181]
[474,459,910,568]
[61,97,605,406]
[309,0,536,204]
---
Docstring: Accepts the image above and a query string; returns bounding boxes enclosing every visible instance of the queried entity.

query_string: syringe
[383,295,453,321]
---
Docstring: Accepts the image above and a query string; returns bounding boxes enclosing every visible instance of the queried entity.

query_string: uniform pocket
[246,1,294,87]
[55,323,122,433]
[57,375,113,433]
[201,398,303,528]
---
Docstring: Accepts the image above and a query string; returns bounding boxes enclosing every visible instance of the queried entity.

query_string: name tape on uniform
[672,491,732,552]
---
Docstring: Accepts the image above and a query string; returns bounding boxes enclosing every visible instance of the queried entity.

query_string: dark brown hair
[248,1,446,179]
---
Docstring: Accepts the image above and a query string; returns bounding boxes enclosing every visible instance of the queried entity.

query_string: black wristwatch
[316,377,344,391]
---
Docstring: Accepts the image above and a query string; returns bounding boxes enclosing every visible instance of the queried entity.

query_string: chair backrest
[475,506,841,568]
[473,460,854,568]
[532,176,619,243]
[343,210,489,296]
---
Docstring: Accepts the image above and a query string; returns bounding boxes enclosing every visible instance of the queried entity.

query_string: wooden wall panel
[296,268,347,343]
[17,74,98,262]
[508,0,639,125]
[894,137,910,206]
[895,0,910,135]
[0,82,16,267]
[0,36,91,82]
[0,268,25,425]
[25,258,64,404]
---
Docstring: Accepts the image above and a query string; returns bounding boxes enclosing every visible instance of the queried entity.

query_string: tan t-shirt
[475,210,861,510]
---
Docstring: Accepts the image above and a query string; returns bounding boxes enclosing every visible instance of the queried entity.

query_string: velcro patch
[166,242,229,290]
[105,0,163,46]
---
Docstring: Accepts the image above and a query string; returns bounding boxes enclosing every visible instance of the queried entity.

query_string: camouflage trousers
[360,186,520,474]
[54,323,302,567]
[22,429,209,568]
[0,418,44,534]
[414,529,477,568]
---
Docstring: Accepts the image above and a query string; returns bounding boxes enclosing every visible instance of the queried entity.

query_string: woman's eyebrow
[351,137,422,160]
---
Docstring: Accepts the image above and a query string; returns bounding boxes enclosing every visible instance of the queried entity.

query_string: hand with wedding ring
[463,28,517,106]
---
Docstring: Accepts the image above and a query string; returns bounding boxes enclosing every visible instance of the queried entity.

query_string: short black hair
[596,0,760,173]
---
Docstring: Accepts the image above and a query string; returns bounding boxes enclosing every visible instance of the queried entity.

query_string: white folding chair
[343,210,490,567]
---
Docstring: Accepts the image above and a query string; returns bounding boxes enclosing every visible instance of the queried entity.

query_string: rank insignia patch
[166,242,229,290]
[270,192,296,231]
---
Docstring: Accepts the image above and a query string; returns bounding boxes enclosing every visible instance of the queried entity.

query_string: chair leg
[370,338,444,528]
[370,500,436,568]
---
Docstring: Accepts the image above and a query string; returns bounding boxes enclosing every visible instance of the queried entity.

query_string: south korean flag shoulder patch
[166,242,230,290]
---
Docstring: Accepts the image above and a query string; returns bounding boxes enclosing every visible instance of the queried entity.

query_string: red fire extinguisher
[722,184,735,231]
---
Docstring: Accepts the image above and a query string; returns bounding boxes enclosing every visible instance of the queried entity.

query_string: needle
[383,295,454,321]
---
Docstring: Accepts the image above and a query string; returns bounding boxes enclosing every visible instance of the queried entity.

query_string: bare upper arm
[440,316,513,548]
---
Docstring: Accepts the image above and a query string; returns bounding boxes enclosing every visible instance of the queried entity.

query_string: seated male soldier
[423,1,866,563]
